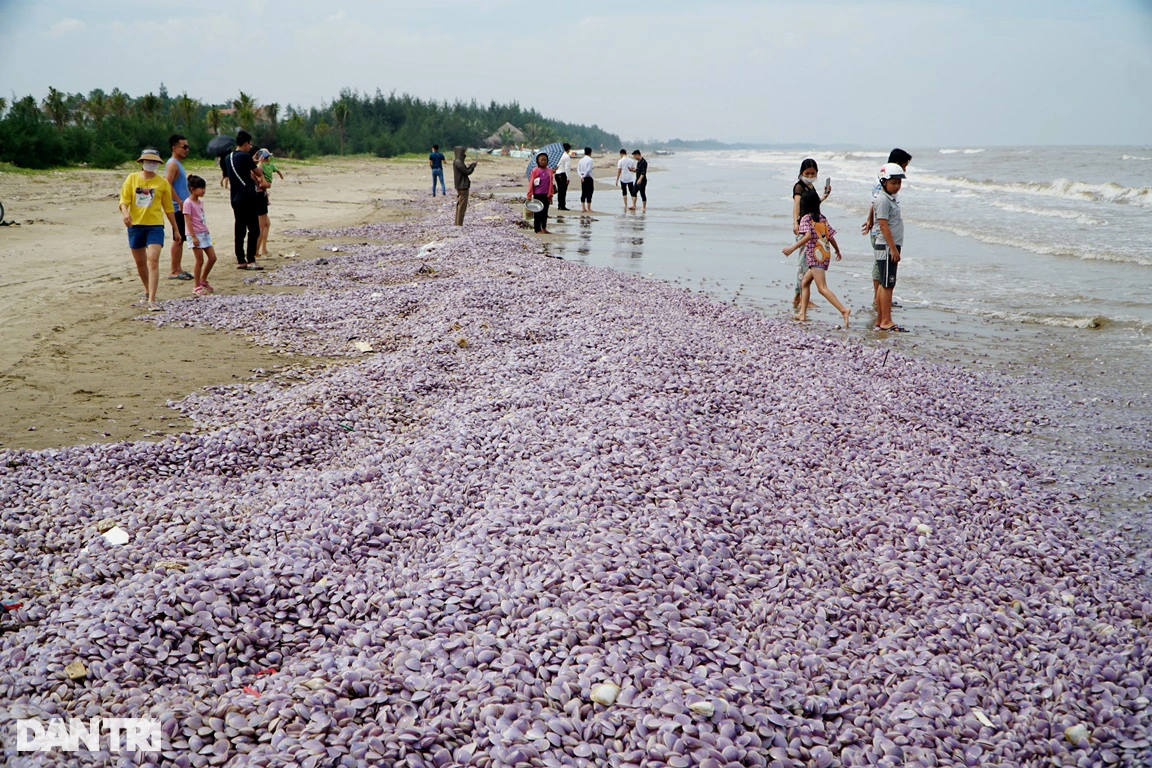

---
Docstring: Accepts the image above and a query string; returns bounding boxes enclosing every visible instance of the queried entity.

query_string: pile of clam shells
[2,189,1150,767]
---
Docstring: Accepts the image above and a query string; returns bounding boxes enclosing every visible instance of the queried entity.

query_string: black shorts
[621,181,635,197]
[254,193,269,216]
[580,177,594,203]
[877,254,898,289]
[173,211,186,239]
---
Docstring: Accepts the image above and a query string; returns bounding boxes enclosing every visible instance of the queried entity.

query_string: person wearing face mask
[119,149,181,312]
[791,159,830,310]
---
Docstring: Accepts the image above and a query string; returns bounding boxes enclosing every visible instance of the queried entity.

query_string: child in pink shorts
[183,175,217,295]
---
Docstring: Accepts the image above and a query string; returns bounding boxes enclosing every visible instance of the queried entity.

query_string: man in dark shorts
[632,149,648,212]
[615,149,637,210]
[223,130,266,270]
[872,163,906,331]
[577,147,595,213]
[165,134,193,280]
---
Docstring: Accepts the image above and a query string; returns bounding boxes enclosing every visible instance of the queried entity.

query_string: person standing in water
[555,143,572,210]
[862,148,912,310]
[615,149,638,210]
[527,151,555,234]
[872,163,907,332]
[791,158,830,310]
[632,149,649,212]
[577,147,595,213]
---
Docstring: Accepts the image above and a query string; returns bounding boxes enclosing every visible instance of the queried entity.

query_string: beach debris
[973,709,995,728]
[64,660,87,680]
[353,341,375,353]
[590,683,620,706]
[99,525,130,546]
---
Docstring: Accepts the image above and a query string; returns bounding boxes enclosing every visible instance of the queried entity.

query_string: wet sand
[0,154,526,450]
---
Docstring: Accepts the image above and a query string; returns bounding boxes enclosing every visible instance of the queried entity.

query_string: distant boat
[653,150,675,156]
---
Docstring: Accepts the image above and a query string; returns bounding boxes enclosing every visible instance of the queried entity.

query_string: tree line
[0,85,623,170]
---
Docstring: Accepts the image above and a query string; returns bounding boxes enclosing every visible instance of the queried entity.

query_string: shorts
[127,224,164,249]
[621,181,635,197]
[173,211,186,240]
[877,251,899,289]
[254,193,269,216]
[191,232,213,249]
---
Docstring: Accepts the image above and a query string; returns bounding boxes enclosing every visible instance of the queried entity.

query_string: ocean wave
[981,311,1113,330]
[987,201,1108,226]
[914,220,1152,267]
[939,148,987,154]
[1122,154,1152,161]
[918,174,1152,209]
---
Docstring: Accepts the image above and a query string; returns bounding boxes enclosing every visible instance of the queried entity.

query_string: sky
[1,0,1151,147]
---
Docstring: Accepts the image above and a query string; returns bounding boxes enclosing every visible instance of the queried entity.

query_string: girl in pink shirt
[526,152,555,234]
[183,175,217,295]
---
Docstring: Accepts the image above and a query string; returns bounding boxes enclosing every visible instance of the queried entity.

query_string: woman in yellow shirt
[119,149,181,311]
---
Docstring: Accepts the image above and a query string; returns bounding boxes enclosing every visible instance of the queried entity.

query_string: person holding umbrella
[526,152,555,234]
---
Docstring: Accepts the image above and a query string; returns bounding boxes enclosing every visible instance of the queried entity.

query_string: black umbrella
[206,135,237,158]
[525,142,566,178]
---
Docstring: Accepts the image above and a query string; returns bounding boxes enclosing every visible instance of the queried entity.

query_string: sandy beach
[0,153,542,450]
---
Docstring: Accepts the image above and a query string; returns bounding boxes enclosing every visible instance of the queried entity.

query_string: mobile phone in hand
[825,178,832,194]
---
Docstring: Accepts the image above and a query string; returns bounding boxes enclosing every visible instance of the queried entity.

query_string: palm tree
[108,89,130,118]
[138,92,163,121]
[206,107,223,135]
[232,91,257,130]
[263,102,280,139]
[85,89,108,125]
[522,122,557,147]
[42,87,69,130]
[174,93,199,127]
[331,99,350,155]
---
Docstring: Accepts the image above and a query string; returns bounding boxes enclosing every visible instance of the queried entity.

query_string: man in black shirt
[632,150,649,212]
[224,130,267,269]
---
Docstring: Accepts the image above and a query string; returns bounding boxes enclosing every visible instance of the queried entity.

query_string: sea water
[547,147,1152,560]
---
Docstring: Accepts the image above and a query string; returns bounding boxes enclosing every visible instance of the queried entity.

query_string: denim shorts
[191,232,213,249]
[127,225,164,249]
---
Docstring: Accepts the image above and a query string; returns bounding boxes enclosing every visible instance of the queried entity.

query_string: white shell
[688,701,715,717]
[101,526,130,546]
[589,683,619,706]
[915,523,932,535]
[972,709,993,728]
[1064,724,1090,744]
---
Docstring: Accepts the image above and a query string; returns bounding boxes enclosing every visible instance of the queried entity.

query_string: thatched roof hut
[484,122,526,147]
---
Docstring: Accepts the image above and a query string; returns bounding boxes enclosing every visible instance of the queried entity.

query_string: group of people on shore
[782,148,912,332]
[521,145,650,234]
[118,131,283,310]
[432,143,650,234]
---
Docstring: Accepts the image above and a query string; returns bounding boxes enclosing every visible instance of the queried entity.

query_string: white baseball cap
[879,162,906,180]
